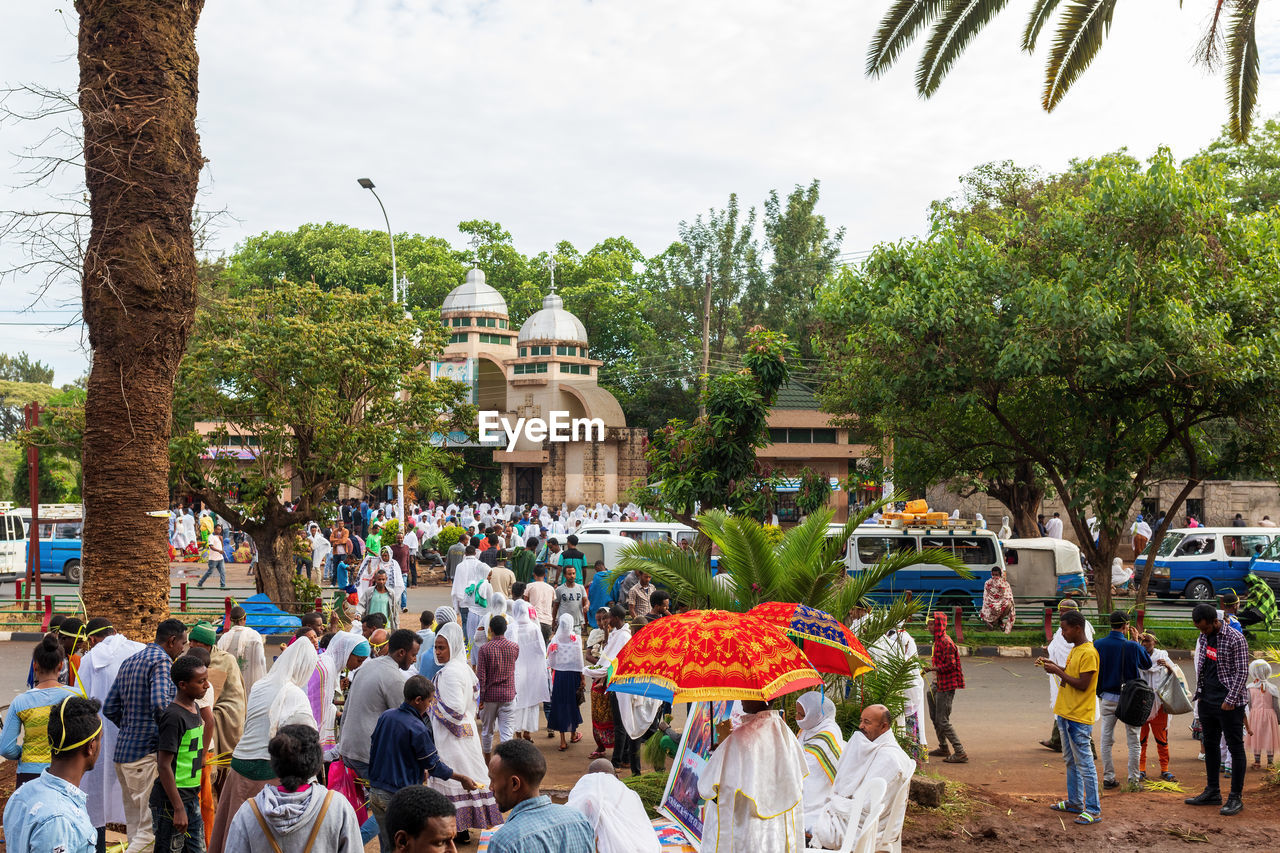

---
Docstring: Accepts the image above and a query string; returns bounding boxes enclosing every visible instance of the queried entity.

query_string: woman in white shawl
[795,691,845,829]
[428,622,503,837]
[469,590,506,665]
[314,631,370,760]
[208,638,319,853]
[546,613,585,750]
[511,599,549,740]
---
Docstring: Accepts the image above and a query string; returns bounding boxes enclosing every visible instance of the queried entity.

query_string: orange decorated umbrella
[747,602,875,679]
[606,609,822,703]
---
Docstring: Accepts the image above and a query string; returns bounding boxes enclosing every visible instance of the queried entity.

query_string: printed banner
[657,701,734,847]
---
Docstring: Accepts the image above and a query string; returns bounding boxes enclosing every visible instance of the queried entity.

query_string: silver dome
[517,292,588,344]
[442,268,508,316]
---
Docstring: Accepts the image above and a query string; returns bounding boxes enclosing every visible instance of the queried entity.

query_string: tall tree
[170,282,473,605]
[0,354,56,439]
[76,0,205,637]
[748,180,845,361]
[1196,112,1280,213]
[867,0,1264,141]
[818,151,1280,614]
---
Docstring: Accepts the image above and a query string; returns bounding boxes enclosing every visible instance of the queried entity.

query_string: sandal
[1050,801,1083,813]
[1074,813,1101,825]
[589,750,606,759]
[571,732,583,743]
[1161,772,1178,782]
[558,744,568,751]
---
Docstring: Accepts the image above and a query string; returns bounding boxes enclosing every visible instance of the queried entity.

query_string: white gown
[699,711,806,852]
[80,633,145,827]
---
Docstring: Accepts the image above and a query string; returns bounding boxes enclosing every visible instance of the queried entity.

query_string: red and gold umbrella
[747,602,875,679]
[607,609,822,703]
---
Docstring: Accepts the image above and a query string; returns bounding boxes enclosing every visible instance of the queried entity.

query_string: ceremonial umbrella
[747,602,875,679]
[606,609,822,703]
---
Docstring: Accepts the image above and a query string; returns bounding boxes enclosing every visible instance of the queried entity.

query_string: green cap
[189,621,218,646]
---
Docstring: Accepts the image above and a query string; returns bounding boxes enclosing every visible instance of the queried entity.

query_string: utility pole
[24,402,41,604]
[700,272,711,418]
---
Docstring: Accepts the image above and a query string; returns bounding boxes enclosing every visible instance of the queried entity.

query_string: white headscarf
[317,631,367,754]
[234,638,318,761]
[513,603,550,707]
[567,772,661,853]
[796,691,839,738]
[548,613,585,672]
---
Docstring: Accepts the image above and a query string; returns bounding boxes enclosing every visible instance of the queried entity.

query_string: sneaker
[943,753,969,764]
[1220,795,1243,816]
[928,746,951,758]
[1184,788,1222,806]
[1103,779,1120,790]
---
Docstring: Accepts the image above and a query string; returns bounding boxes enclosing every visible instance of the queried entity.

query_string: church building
[431,268,648,506]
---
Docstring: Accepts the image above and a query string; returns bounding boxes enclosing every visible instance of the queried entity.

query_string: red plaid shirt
[931,635,965,691]
[477,636,520,703]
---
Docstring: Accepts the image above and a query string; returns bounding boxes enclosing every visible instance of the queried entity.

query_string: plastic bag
[326,758,369,824]
[1157,666,1193,715]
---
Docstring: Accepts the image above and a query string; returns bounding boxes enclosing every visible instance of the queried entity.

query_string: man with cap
[188,621,246,763]
[1040,599,1095,752]
[1094,610,1152,788]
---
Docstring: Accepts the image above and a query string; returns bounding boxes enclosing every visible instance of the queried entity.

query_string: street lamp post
[358,177,405,525]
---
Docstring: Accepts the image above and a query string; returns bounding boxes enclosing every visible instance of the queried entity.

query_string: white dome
[517,292,588,344]
[442,268,507,316]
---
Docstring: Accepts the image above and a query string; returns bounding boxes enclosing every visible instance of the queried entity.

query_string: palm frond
[772,508,838,597]
[723,515,780,608]
[851,600,923,648]
[613,540,736,611]
[826,547,970,621]
[1022,0,1064,52]
[916,0,1013,97]
[866,0,948,78]
[1042,0,1118,111]
[1225,0,1261,142]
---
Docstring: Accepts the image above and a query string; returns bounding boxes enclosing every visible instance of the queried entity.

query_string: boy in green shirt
[152,654,210,852]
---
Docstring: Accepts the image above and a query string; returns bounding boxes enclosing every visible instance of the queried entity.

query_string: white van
[0,502,27,580]
[570,532,645,586]
[575,521,698,547]
[1141,526,1277,601]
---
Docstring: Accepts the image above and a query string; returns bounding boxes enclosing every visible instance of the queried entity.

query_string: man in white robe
[79,618,145,848]
[217,606,267,696]
[699,701,806,852]
[567,759,661,853]
[808,704,914,851]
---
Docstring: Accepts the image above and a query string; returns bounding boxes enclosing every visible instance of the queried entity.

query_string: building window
[449,333,469,344]
[514,363,550,375]
[449,317,470,327]
[478,333,511,345]
[556,345,578,356]
[768,428,839,443]
[499,319,508,329]
[519,348,526,358]
[560,364,590,375]
[476,317,501,328]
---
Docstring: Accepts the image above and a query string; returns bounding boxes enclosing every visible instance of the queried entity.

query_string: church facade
[432,268,648,507]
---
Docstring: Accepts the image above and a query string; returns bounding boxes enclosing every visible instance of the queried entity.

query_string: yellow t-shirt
[1053,641,1100,725]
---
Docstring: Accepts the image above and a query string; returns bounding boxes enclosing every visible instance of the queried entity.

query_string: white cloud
[3,1,1280,383]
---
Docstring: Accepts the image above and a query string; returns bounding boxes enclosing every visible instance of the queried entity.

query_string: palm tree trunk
[76,0,205,639]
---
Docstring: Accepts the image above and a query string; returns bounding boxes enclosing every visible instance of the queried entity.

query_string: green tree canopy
[170,282,474,604]
[819,150,1280,613]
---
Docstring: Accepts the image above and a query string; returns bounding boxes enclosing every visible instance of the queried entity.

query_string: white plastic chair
[875,773,912,853]
[848,777,888,853]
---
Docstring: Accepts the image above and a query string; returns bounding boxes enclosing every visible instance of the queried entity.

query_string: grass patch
[622,771,670,819]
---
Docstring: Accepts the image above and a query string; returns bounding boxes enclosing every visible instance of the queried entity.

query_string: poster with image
[657,701,734,848]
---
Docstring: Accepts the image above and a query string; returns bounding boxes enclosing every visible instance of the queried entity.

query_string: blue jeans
[198,559,225,588]
[1058,716,1101,815]
[152,793,204,852]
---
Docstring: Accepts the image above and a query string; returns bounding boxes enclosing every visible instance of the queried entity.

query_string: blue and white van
[5,504,85,584]
[834,522,997,612]
[1141,527,1275,602]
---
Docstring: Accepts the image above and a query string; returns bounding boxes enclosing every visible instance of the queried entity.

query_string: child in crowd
[152,654,211,853]
[1246,659,1280,768]
[1136,633,1178,782]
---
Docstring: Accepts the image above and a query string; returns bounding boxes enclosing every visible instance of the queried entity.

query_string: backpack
[1116,677,1156,726]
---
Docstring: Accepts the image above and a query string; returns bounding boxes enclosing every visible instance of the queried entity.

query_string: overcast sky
[5,2,1280,384]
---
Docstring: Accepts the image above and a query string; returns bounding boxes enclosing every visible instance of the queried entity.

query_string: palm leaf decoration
[1042,0,1118,111]
[917,0,1013,97]
[1225,0,1261,142]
